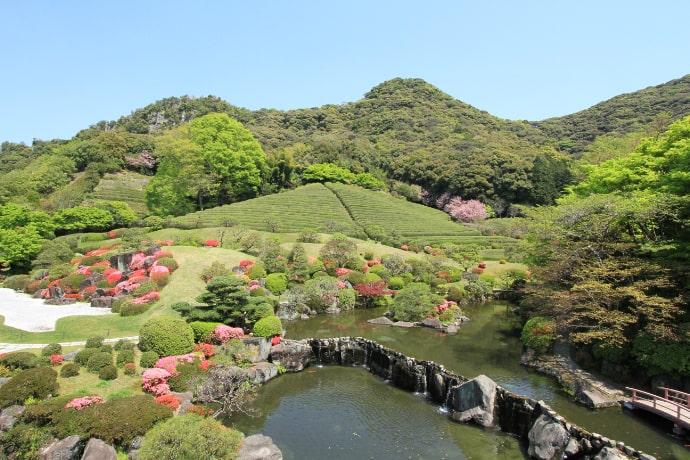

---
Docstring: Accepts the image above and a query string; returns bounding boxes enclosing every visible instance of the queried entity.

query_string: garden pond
[227,302,690,459]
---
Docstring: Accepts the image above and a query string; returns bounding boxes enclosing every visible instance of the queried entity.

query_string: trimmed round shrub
[347,271,366,286]
[86,352,114,373]
[446,286,465,303]
[85,336,105,349]
[156,257,178,272]
[139,317,195,357]
[265,273,288,294]
[387,276,405,290]
[249,286,266,297]
[99,344,113,354]
[113,339,135,351]
[246,263,266,279]
[0,351,40,370]
[41,343,63,357]
[99,365,118,380]
[74,348,100,366]
[190,321,220,343]
[116,350,135,368]
[338,288,356,310]
[133,280,158,296]
[138,413,244,460]
[60,362,80,378]
[123,363,136,375]
[167,362,206,393]
[139,351,160,369]
[120,301,152,316]
[521,316,556,356]
[252,316,283,338]
[0,367,58,409]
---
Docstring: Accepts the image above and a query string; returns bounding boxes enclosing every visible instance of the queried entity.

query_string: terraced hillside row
[324,182,481,240]
[171,183,358,233]
[88,172,150,217]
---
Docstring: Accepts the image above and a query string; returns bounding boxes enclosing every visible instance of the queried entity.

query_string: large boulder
[41,435,82,460]
[238,434,282,460]
[90,296,114,308]
[0,405,25,431]
[81,438,117,460]
[594,447,633,459]
[243,362,279,384]
[449,374,497,427]
[527,413,570,460]
[270,339,312,372]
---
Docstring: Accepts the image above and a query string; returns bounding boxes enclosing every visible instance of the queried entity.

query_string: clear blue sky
[2,1,689,145]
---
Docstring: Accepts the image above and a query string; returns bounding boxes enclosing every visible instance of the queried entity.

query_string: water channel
[228,302,690,459]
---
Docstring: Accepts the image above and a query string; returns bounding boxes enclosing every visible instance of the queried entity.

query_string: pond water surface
[228,303,690,459]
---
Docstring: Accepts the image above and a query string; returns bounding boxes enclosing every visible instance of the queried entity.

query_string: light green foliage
[265,272,288,294]
[302,163,356,184]
[338,288,357,309]
[354,172,386,190]
[53,206,114,233]
[138,317,195,357]
[90,200,137,227]
[252,316,282,337]
[138,414,244,460]
[390,283,442,322]
[521,317,556,355]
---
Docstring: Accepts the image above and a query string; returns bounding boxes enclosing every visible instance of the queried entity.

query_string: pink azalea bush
[65,396,105,410]
[154,353,200,374]
[142,367,172,396]
[210,324,244,345]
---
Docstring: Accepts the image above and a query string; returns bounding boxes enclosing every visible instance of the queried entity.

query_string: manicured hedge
[139,317,194,357]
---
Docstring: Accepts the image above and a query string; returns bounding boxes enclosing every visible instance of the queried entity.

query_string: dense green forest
[2,75,690,385]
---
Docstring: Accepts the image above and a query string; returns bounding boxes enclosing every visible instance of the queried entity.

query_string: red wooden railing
[626,387,690,430]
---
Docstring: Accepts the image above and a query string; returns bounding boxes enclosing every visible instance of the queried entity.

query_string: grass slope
[171,183,356,233]
[89,171,150,217]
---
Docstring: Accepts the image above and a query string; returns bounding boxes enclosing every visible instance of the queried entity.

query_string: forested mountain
[1,75,689,216]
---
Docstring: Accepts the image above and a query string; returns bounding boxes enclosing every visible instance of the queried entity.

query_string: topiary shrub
[113,339,135,351]
[41,343,63,357]
[0,367,58,409]
[52,395,173,448]
[85,336,105,349]
[252,316,283,338]
[338,288,356,310]
[133,280,159,296]
[139,317,195,357]
[521,316,556,356]
[190,321,220,343]
[99,344,113,354]
[86,352,114,373]
[246,263,266,279]
[167,362,207,393]
[74,348,100,366]
[99,365,118,380]
[264,273,288,294]
[116,350,135,368]
[60,362,80,378]
[120,301,152,316]
[137,413,244,460]
[0,351,40,370]
[156,257,178,272]
[139,351,160,369]
[3,274,31,291]
[387,276,405,290]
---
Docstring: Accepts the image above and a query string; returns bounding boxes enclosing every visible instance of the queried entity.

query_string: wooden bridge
[626,386,690,431]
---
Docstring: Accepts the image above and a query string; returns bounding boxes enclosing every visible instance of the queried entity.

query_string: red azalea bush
[194,343,215,359]
[204,239,219,247]
[123,362,136,375]
[50,354,64,367]
[155,394,181,410]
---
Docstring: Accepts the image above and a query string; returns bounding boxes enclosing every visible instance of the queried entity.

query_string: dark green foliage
[119,300,152,316]
[167,362,207,392]
[189,321,220,343]
[139,351,159,369]
[190,276,252,327]
[133,280,158,296]
[200,261,230,282]
[0,424,54,459]
[0,367,58,409]
[156,257,178,271]
[138,317,195,357]
[632,333,690,377]
[85,336,104,349]
[521,317,556,356]
[390,283,441,322]
[0,351,40,370]
[86,352,114,373]
[52,395,173,448]
[137,413,244,460]
[252,316,282,337]
[116,350,135,368]
[3,274,31,291]
[99,365,118,380]
[99,344,113,353]
[113,339,135,351]
[74,348,100,366]
[60,363,80,378]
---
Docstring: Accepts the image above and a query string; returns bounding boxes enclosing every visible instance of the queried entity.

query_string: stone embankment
[271,336,656,460]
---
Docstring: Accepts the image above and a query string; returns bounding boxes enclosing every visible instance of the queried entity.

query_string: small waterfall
[316,341,324,367]
[414,365,427,395]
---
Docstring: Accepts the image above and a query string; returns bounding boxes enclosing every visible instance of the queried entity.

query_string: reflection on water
[229,303,690,460]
